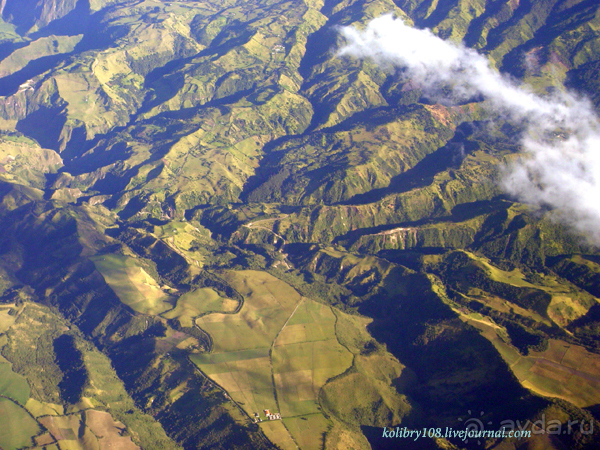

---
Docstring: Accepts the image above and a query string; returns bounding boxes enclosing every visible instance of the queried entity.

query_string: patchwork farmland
[191,271,353,450]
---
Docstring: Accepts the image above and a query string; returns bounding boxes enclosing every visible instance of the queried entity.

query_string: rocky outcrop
[2,0,79,32]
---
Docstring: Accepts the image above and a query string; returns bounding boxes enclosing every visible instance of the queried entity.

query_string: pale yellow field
[163,287,238,327]
[260,420,298,450]
[25,398,64,417]
[92,254,173,315]
[0,306,17,333]
[39,410,140,450]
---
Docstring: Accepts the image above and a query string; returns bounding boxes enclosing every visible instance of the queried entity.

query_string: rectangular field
[273,301,353,418]
[192,271,303,423]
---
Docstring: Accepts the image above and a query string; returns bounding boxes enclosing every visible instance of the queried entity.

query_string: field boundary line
[268,297,304,450]
[186,359,274,449]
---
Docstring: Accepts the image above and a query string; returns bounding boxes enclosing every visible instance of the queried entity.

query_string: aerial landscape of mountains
[0,0,600,449]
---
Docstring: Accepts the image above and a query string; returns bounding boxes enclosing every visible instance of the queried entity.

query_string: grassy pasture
[0,362,30,405]
[320,310,410,433]
[284,415,330,450]
[272,301,353,418]
[192,271,302,422]
[471,292,552,326]
[162,288,238,327]
[91,254,173,315]
[25,398,64,417]
[464,251,538,288]
[260,420,297,450]
[190,350,274,419]
[323,420,371,450]
[152,221,211,268]
[547,294,591,326]
[0,397,41,450]
[196,270,301,352]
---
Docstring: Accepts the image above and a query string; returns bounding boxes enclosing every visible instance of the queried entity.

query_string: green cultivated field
[272,300,353,418]
[0,363,30,405]
[0,398,41,450]
[284,415,330,450]
[192,271,353,450]
[195,270,302,353]
[92,254,173,315]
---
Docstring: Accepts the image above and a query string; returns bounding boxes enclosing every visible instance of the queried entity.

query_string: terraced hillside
[1,0,600,449]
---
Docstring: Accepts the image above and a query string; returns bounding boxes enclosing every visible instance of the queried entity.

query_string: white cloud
[338,14,600,246]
